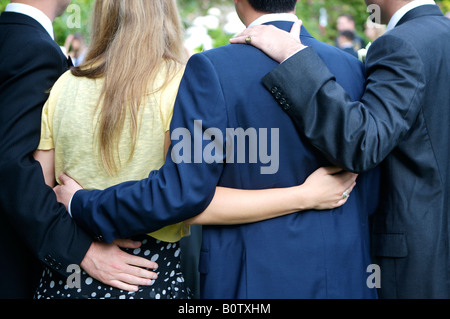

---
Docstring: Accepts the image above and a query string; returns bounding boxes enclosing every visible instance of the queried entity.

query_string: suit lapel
[397,4,444,27]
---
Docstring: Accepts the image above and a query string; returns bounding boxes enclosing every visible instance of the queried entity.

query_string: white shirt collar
[5,2,54,40]
[386,0,437,32]
[248,13,298,28]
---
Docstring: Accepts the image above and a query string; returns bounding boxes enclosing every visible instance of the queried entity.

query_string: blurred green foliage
[1,0,450,46]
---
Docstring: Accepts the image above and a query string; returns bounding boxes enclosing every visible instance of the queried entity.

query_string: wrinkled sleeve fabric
[71,53,228,243]
[263,35,426,173]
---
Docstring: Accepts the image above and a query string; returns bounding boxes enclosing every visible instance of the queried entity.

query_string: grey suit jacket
[263,5,450,298]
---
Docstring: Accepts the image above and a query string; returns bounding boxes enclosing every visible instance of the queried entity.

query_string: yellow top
[38,64,189,243]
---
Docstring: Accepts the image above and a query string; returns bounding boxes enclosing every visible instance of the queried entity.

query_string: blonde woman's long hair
[72,0,187,175]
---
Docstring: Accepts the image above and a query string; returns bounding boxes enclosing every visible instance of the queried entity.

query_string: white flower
[184,25,213,53]
[358,42,372,63]
[193,15,220,30]
[207,7,222,17]
[224,12,245,35]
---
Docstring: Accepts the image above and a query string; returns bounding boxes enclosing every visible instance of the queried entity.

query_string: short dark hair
[339,14,355,22]
[339,30,355,41]
[247,0,297,13]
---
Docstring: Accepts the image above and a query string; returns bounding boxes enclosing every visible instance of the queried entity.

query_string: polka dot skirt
[34,235,192,299]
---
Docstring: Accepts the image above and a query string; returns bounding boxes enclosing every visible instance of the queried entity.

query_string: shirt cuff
[68,195,74,217]
[281,47,307,63]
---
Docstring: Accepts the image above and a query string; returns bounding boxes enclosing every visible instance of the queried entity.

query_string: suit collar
[0,11,52,39]
[394,4,443,29]
[249,13,298,27]
[0,11,71,66]
[3,3,54,39]
[263,20,314,39]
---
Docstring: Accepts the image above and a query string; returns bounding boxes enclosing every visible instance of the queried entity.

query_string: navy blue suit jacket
[0,12,92,298]
[71,22,380,298]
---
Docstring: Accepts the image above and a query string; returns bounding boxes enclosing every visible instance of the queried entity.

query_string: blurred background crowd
[1,0,450,63]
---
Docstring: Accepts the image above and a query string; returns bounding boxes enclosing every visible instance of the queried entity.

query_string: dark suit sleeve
[70,53,227,243]
[263,34,426,173]
[0,40,92,277]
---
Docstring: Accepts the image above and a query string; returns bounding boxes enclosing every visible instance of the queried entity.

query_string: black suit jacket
[263,5,450,298]
[0,12,92,299]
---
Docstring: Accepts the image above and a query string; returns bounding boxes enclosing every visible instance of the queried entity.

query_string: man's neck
[247,12,297,28]
[10,0,57,21]
[383,1,414,24]
[385,0,436,30]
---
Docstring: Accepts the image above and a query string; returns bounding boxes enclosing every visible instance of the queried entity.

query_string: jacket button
[271,86,279,94]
